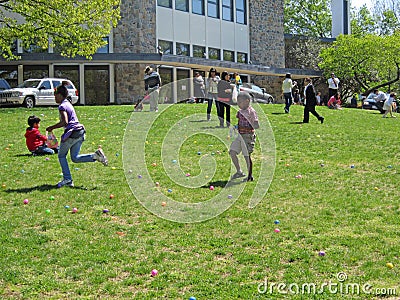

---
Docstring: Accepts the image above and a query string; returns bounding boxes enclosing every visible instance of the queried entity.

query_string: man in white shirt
[328,73,340,100]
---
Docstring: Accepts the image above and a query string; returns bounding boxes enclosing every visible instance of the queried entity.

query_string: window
[158,40,173,55]
[96,37,109,54]
[176,43,190,56]
[222,0,233,21]
[193,45,206,58]
[236,0,246,24]
[237,52,247,63]
[39,80,51,90]
[192,0,205,15]
[158,0,172,8]
[207,0,219,18]
[176,0,189,11]
[208,48,220,60]
[223,50,234,62]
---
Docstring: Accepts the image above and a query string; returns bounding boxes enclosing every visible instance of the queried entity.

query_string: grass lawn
[0,103,399,299]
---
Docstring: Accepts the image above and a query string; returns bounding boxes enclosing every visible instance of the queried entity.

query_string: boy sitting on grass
[25,115,55,155]
[229,92,259,182]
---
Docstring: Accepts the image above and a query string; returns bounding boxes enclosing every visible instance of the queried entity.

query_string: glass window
[158,0,172,8]
[222,0,233,21]
[23,65,49,80]
[176,0,189,11]
[208,48,220,60]
[237,52,247,63]
[97,37,109,54]
[236,0,246,24]
[176,43,190,56]
[193,45,206,58]
[158,40,173,55]
[223,50,234,62]
[207,0,219,18]
[39,80,51,90]
[192,0,205,15]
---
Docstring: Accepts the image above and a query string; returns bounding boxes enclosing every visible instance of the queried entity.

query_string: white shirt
[328,77,339,89]
[282,78,295,93]
[374,91,387,102]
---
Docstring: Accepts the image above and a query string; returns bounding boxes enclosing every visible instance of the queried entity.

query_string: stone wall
[249,0,285,68]
[113,1,157,102]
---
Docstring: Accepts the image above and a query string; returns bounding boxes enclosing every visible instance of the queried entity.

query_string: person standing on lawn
[282,73,297,113]
[206,67,220,121]
[46,85,108,188]
[229,92,259,182]
[303,78,324,124]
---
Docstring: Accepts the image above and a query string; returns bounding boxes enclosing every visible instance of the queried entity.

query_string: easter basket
[46,132,59,149]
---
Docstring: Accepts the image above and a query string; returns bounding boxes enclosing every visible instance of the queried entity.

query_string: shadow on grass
[5,184,96,193]
[14,153,34,157]
[201,180,244,188]
[289,121,305,125]
[271,112,286,115]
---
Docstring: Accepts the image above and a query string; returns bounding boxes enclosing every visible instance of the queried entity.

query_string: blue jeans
[284,92,292,113]
[33,145,55,155]
[58,132,94,181]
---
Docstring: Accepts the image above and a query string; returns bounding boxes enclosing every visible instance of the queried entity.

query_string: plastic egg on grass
[103,209,109,213]
[23,199,29,205]
[152,162,157,167]
[151,269,158,277]
[45,157,50,161]
[155,182,160,187]
[168,189,172,193]
[72,207,78,213]
[350,164,355,169]
[2,184,6,189]
[295,175,302,179]
[189,297,196,300]
[228,195,233,199]
[137,175,142,179]
[318,251,326,256]
[185,173,191,177]
[50,196,55,200]
[161,201,167,207]
[45,209,51,214]
[387,262,394,269]
[172,159,177,164]
[274,228,280,233]
[65,205,70,209]
[374,187,379,191]
[197,151,201,155]
[110,194,115,199]
[274,220,280,224]
[209,186,214,191]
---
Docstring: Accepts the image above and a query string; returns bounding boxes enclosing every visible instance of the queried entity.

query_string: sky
[351,0,372,9]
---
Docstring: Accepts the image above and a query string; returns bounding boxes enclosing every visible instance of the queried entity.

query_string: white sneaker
[94,148,108,166]
[57,179,74,188]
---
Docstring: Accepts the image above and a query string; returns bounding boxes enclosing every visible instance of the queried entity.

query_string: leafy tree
[284,0,332,38]
[0,0,120,60]
[350,5,377,37]
[319,33,400,99]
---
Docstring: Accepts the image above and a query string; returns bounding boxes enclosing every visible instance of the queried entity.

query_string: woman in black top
[216,71,232,127]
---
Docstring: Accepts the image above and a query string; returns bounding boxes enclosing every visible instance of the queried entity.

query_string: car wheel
[24,96,35,108]
[267,97,273,104]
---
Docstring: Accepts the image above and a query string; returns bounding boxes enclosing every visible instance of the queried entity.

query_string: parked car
[0,79,11,91]
[361,93,397,113]
[239,83,274,104]
[0,78,79,108]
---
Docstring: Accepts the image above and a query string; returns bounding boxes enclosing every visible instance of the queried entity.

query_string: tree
[284,0,332,38]
[0,0,121,60]
[319,33,400,99]
[350,5,377,37]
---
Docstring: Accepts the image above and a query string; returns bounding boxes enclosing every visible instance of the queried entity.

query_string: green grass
[1,103,400,299]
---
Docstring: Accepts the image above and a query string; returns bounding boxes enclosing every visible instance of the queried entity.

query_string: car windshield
[251,85,263,93]
[18,80,41,88]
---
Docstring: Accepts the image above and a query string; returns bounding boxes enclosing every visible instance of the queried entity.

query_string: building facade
[0,0,318,105]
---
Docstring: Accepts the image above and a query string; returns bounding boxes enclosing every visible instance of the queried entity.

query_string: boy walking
[229,92,259,182]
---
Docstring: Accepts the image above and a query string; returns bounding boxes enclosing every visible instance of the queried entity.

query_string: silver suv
[0,78,79,108]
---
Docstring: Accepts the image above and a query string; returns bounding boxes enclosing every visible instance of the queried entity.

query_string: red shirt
[25,127,47,151]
